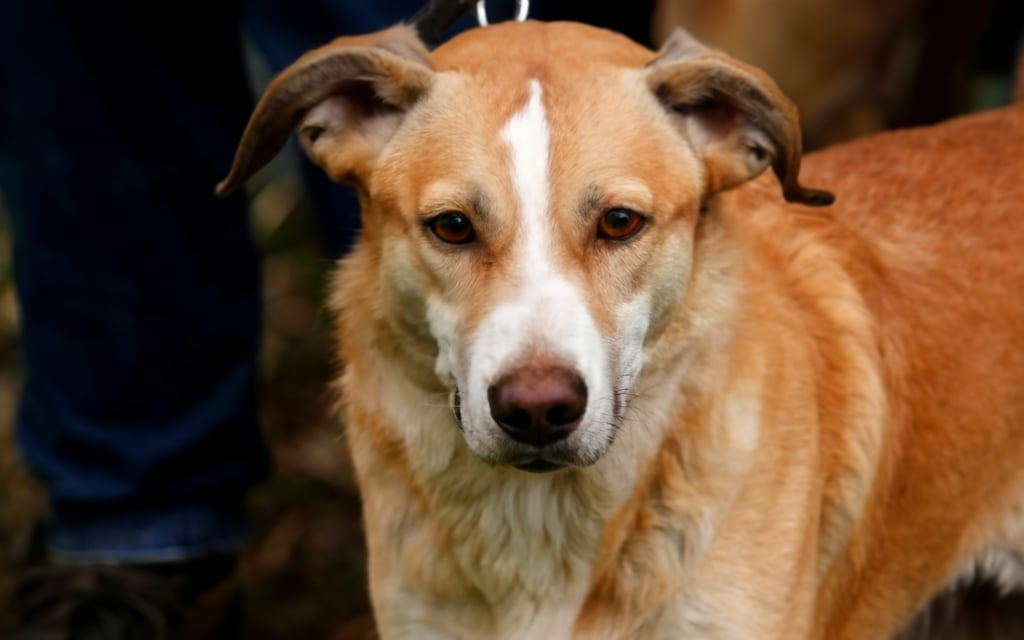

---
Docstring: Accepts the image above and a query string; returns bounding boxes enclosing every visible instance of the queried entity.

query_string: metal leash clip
[476,0,530,26]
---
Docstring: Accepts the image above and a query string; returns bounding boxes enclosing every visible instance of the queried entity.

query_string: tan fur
[220,20,1024,639]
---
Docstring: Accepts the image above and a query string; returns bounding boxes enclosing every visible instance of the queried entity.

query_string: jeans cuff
[46,502,252,564]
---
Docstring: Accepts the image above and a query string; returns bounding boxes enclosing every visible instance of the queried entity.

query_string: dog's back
[801,104,1024,635]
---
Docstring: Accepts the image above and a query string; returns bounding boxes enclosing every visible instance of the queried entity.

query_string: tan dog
[217,20,1024,639]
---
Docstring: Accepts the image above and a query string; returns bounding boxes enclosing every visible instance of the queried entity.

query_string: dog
[216,19,1024,639]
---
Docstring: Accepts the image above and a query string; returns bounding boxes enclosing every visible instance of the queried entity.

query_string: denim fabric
[46,504,253,564]
[0,0,272,562]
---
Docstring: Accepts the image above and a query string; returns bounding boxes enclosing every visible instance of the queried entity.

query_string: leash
[411,0,530,44]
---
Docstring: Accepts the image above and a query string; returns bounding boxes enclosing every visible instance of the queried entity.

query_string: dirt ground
[0,171,378,638]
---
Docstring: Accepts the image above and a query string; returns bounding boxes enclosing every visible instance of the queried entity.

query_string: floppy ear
[645,28,833,206]
[216,24,435,196]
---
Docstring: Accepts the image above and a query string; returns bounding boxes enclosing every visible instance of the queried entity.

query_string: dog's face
[218,21,830,472]
[374,72,701,471]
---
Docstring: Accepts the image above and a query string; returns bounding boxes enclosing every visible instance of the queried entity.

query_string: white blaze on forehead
[502,79,552,273]
[459,79,612,454]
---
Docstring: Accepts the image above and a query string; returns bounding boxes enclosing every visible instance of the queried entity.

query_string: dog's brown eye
[598,208,645,241]
[428,212,475,245]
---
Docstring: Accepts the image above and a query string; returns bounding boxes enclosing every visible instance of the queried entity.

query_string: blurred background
[0,0,1021,637]
[0,113,377,639]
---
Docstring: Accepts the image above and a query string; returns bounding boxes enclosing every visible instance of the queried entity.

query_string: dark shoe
[2,554,240,640]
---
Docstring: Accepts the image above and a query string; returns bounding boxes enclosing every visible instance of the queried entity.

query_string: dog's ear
[645,28,833,206]
[216,24,434,196]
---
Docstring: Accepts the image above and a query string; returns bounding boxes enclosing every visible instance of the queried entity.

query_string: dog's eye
[428,212,476,245]
[597,208,645,241]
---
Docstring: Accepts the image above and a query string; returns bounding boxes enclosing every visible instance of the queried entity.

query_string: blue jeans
[0,0,431,563]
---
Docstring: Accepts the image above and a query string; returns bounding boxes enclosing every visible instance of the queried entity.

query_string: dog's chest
[422,469,604,637]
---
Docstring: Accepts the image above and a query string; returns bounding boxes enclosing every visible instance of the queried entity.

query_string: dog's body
[219,20,1024,639]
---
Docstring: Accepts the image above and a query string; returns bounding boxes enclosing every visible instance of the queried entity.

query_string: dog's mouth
[513,459,567,473]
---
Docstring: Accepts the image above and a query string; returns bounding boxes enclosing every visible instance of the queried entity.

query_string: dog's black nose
[487,364,587,447]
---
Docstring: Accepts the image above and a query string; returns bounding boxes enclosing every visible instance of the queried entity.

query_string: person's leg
[0,0,268,576]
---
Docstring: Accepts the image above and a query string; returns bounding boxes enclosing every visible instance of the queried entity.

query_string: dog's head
[218,21,830,473]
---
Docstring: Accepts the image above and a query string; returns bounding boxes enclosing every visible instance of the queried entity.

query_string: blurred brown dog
[218,20,1024,639]
[651,0,994,149]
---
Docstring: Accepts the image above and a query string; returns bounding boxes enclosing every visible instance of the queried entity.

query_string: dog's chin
[472,439,606,473]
